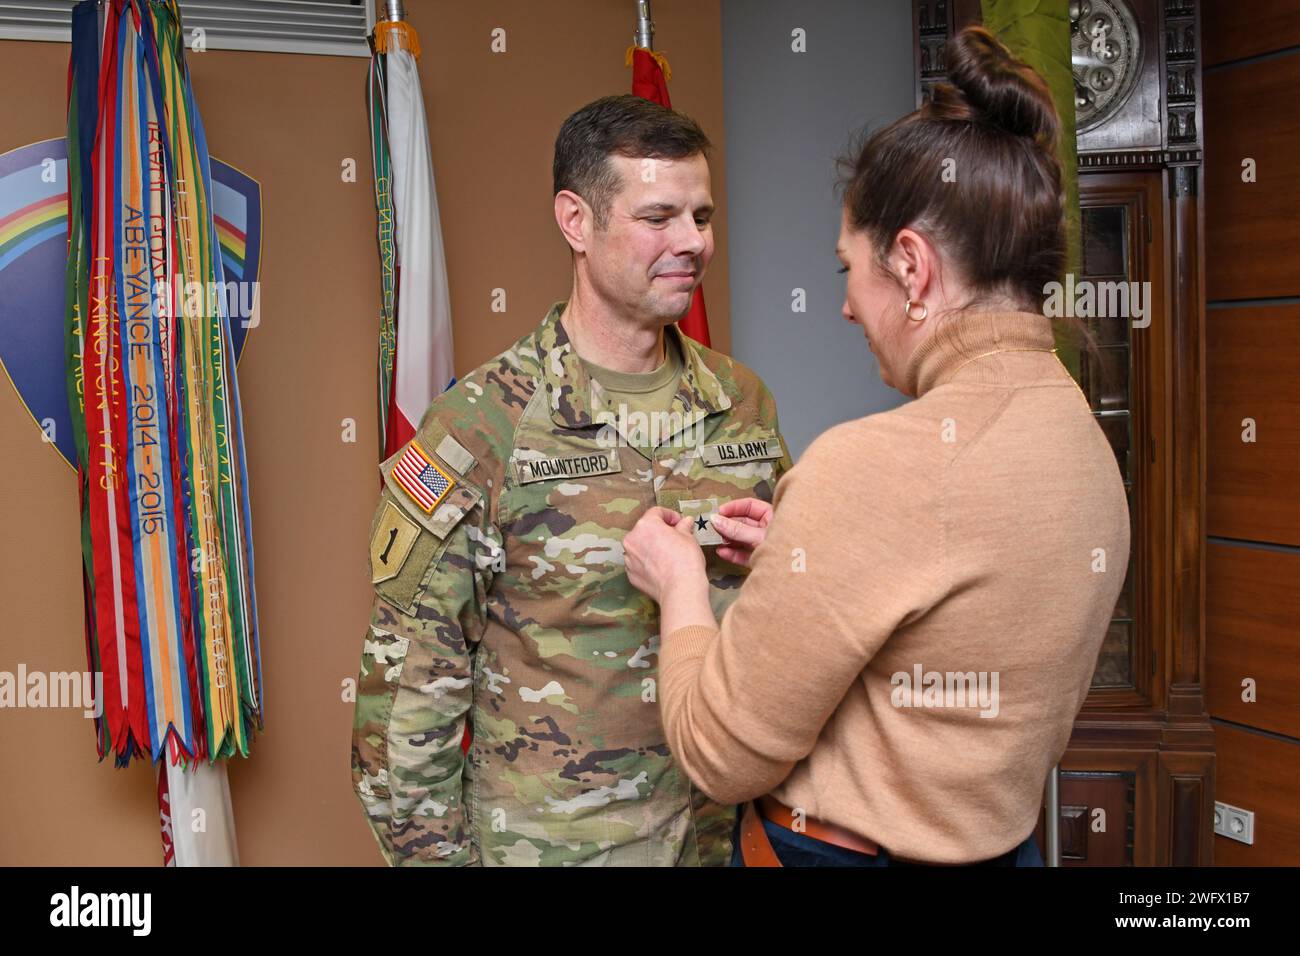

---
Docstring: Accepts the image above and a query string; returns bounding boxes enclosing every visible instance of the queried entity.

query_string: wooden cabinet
[1055,163,1213,867]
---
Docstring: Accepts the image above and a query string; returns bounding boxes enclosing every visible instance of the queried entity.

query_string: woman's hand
[711,497,774,567]
[624,507,706,605]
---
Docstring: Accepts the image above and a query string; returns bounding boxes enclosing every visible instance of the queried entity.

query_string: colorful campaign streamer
[65,0,262,767]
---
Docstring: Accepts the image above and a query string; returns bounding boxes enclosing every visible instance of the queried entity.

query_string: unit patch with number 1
[371,501,421,583]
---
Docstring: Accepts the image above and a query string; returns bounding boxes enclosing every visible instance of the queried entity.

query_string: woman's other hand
[711,497,774,567]
[624,506,706,604]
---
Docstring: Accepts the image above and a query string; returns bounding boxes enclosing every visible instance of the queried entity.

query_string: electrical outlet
[1213,801,1254,845]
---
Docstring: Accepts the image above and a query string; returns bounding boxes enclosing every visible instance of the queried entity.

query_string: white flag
[161,760,239,866]
[385,47,455,450]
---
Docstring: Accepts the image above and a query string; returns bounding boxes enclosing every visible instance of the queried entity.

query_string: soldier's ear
[554,190,591,254]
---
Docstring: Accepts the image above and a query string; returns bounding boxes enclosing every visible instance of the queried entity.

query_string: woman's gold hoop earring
[904,298,928,322]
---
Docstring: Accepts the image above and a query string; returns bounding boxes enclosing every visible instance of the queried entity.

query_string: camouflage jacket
[351,303,790,866]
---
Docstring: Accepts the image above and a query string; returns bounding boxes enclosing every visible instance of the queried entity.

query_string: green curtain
[979,0,1081,376]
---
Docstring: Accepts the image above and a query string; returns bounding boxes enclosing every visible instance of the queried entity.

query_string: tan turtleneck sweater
[660,310,1130,864]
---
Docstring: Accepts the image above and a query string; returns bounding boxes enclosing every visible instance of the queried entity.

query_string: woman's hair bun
[929,25,1060,148]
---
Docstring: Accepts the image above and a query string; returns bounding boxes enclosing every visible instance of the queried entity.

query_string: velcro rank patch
[435,433,476,476]
[677,497,724,546]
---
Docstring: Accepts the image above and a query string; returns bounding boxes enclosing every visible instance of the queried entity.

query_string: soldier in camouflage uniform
[351,95,790,866]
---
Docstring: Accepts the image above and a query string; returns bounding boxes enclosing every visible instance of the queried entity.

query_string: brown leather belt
[739,795,879,867]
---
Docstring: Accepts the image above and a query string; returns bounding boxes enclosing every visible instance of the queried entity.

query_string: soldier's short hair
[552,94,711,230]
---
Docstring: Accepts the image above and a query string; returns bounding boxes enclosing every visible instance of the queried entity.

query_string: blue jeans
[729,811,1045,867]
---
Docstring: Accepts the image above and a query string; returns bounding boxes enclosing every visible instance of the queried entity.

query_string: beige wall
[0,0,728,865]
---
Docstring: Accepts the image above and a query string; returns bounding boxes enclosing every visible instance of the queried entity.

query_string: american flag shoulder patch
[391,442,457,514]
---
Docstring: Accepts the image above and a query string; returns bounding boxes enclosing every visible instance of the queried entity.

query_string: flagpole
[635,0,654,49]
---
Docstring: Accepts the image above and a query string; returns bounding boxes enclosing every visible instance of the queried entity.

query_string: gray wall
[722,0,916,459]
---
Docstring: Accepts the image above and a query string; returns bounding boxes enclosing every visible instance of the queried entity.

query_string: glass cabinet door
[1078,200,1138,689]
[1072,171,1167,707]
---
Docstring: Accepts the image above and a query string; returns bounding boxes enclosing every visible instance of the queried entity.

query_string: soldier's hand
[712,497,773,567]
[625,506,705,604]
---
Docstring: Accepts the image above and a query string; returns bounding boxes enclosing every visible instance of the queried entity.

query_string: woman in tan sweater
[623,27,1130,867]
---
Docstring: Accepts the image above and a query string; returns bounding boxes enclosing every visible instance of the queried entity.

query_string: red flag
[628,46,712,348]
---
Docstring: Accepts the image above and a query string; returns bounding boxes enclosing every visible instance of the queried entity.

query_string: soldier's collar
[536,301,732,432]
